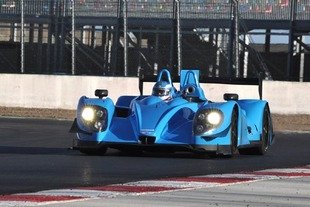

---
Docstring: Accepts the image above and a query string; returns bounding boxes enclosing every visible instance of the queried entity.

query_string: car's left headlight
[194,109,223,135]
[80,106,107,132]
[81,107,95,121]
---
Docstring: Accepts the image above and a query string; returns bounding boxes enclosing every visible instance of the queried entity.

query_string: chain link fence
[0,0,310,80]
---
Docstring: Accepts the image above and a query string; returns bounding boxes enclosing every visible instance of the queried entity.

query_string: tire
[257,105,271,155]
[229,107,239,156]
[79,147,107,156]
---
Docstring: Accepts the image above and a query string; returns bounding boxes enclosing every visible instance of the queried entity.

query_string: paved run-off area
[0,107,310,132]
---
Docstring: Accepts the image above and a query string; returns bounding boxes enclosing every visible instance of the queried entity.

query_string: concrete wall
[0,74,139,110]
[0,74,309,114]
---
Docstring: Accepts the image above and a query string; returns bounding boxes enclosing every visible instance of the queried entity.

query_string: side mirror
[223,93,239,101]
[95,89,108,99]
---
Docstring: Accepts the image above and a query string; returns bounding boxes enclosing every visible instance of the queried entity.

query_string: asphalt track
[0,117,309,196]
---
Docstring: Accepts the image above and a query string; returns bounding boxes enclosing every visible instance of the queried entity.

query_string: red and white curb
[1,165,309,206]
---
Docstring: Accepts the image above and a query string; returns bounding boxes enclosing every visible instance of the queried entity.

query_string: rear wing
[139,69,263,100]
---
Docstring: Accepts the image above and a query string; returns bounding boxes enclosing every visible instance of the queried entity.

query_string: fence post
[176,0,182,75]
[234,0,240,78]
[71,0,75,75]
[21,0,25,73]
[123,0,128,76]
[227,0,235,78]
[287,0,297,81]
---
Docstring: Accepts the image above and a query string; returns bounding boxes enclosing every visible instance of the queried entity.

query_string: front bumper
[73,139,232,155]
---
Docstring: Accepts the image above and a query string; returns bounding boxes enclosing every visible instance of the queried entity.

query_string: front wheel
[257,105,271,155]
[229,107,239,157]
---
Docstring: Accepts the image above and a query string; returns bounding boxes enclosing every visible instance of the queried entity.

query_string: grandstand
[0,0,310,81]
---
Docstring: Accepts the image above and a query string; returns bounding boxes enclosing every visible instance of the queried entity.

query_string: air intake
[139,136,156,145]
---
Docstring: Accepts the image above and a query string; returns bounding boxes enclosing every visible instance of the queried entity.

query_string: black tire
[230,108,239,156]
[79,147,107,156]
[257,105,271,155]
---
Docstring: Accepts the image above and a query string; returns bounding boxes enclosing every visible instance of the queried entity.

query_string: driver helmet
[152,81,174,100]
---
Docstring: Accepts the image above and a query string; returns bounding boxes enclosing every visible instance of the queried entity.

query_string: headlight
[96,110,104,118]
[80,106,107,132]
[82,107,95,121]
[194,109,223,135]
[207,111,222,125]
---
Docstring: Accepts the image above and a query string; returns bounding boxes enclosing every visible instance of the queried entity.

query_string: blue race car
[70,69,274,156]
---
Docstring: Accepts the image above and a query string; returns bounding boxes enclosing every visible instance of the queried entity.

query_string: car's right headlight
[193,109,224,135]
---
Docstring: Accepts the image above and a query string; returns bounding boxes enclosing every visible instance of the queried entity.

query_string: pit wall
[0,74,309,115]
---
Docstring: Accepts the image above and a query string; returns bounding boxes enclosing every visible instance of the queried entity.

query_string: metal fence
[180,0,231,19]
[1,0,310,20]
[127,0,174,19]
[74,0,119,17]
[0,0,310,80]
[0,0,51,15]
